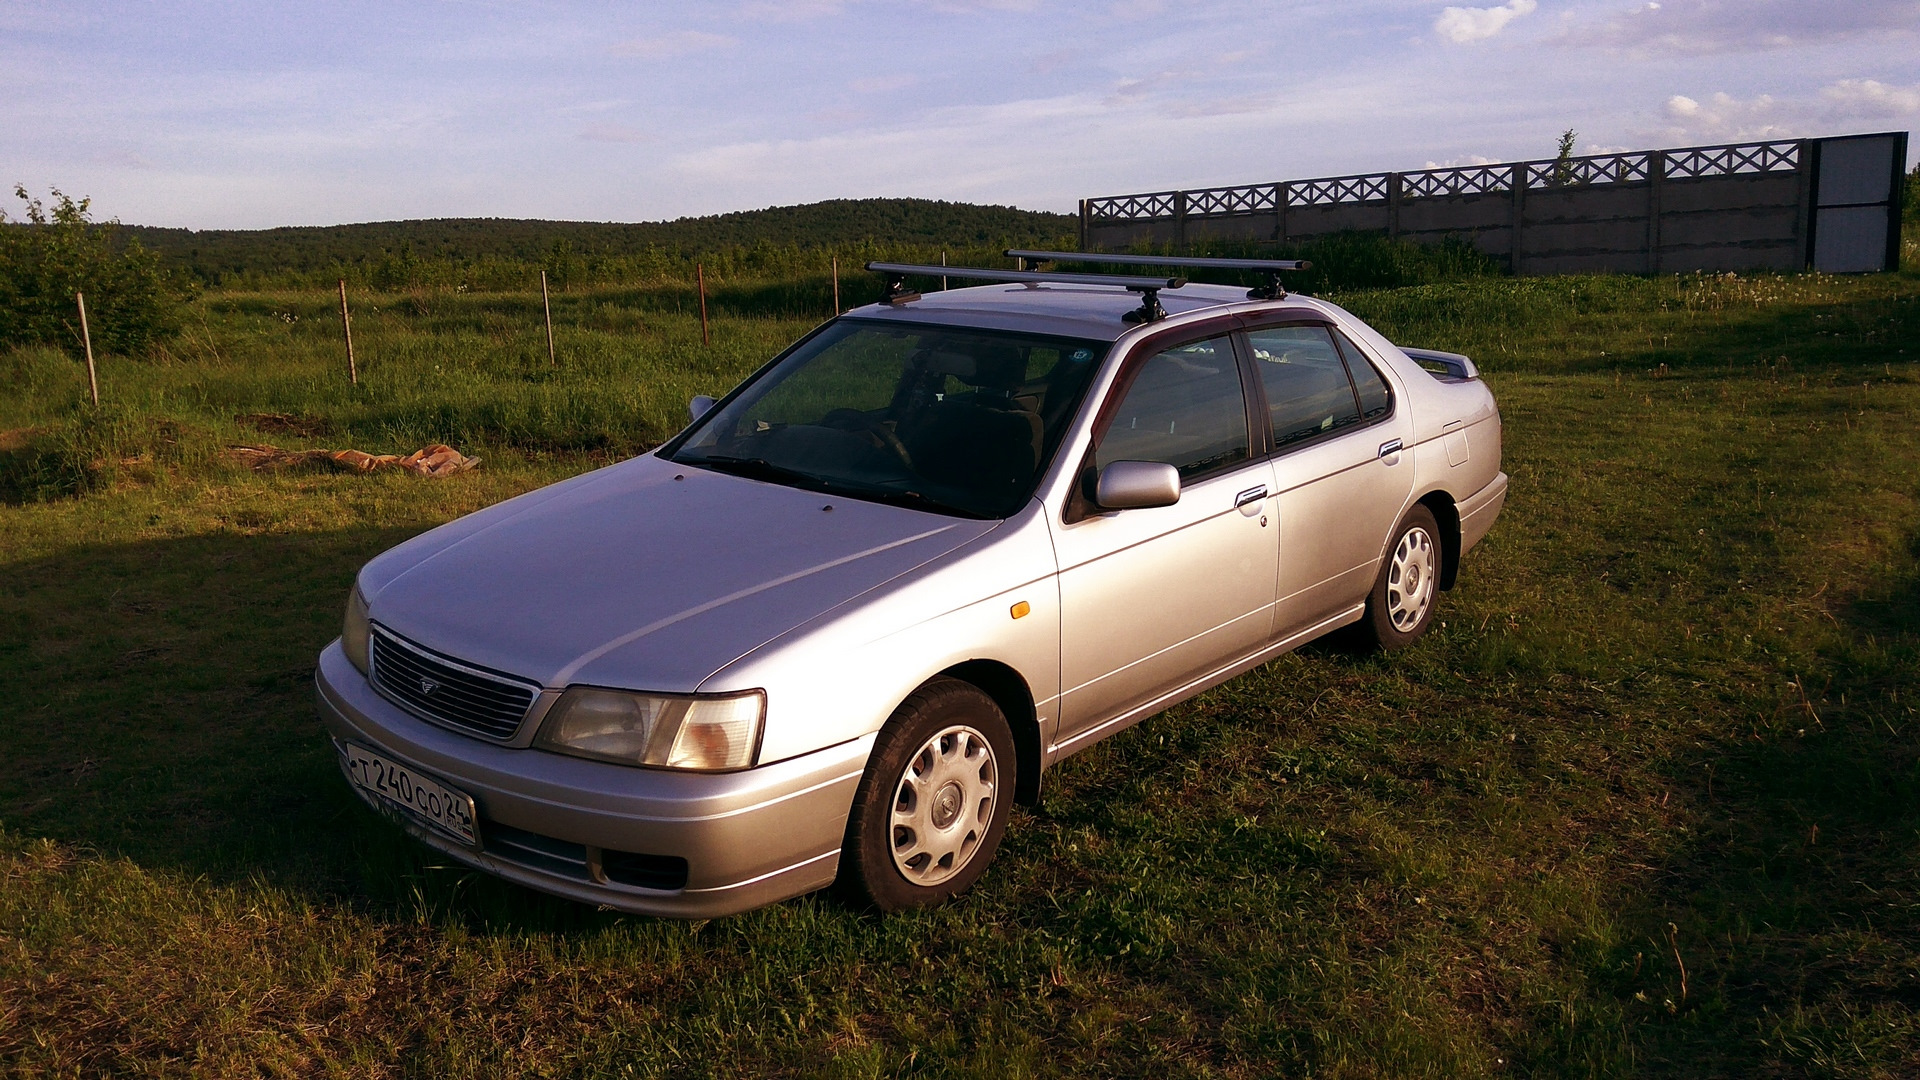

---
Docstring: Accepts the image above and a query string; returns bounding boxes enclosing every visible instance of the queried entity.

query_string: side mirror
[1095,460,1181,510]
[689,395,717,422]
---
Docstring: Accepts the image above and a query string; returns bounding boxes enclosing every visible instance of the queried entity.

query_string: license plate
[341,742,478,846]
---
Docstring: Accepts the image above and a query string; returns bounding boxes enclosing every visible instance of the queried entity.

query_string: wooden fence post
[831,256,840,314]
[337,279,358,385]
[76,291,98,406]
[540,270,556,367]
[696,263,709,346]
[940,250,947,291]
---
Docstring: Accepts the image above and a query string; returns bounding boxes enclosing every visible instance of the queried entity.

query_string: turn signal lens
[665,694,765,770]
[536,688,765,771]
[342,585,371,675]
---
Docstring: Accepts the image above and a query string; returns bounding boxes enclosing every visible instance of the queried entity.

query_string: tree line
[120,198,1080,289]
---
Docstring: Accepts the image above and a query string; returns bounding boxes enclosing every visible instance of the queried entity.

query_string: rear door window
[1246,325,1361,450]
[1334,330,1393,422]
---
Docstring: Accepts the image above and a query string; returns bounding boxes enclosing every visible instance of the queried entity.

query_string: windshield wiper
[688,455,990,519]
[854,487,991,520]
[685,454,834,490]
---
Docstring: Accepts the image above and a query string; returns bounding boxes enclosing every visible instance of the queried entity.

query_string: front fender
[703,502,1061,767]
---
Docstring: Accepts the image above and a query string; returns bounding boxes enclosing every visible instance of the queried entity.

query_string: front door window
[1094,335,1250,479]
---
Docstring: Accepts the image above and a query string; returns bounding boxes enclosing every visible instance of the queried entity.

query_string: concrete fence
[1079,131,1909,276]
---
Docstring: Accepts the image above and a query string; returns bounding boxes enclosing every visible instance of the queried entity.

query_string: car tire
[1353,503,1443,653]
[837,677,1016,912]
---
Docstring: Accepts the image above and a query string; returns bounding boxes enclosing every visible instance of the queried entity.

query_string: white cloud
[1434,0,1538,44]
[577,124,653,144]
[1652,79,1920,144]
[1171,94,1280,119]
[1660,92,1790,141]
[1554,0,1920,56]
[739,0,849,23]
[848,75,916,94]
[608,31,736,60]
[1421,154,1503,168]
[1821,78,1920,117]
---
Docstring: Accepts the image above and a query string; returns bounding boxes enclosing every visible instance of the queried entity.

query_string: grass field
[2,266,1918,1077]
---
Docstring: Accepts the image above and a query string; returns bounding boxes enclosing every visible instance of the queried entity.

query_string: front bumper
[315,642,872,918]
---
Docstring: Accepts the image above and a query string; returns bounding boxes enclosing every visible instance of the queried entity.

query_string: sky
[3,0,1917,230]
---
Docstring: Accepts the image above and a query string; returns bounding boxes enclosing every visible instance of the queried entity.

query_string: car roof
[844,281,1326,342]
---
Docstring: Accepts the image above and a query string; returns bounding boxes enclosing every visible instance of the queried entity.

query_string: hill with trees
[121,198,1080,288]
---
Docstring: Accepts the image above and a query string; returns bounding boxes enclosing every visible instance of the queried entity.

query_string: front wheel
[838,678,1016,912]
[1353,504,1442,652]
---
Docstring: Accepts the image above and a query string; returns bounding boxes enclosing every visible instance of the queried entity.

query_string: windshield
[670,319,1109,518]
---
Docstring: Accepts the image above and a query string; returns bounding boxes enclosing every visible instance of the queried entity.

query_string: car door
[1049,330,1278,753]
[1244,323,1413,638]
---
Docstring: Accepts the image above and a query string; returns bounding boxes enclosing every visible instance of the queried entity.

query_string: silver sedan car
[315,257,1506,917]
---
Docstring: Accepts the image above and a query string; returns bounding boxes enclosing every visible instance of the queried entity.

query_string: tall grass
[7,262,1914,507]
[0,295,811,502]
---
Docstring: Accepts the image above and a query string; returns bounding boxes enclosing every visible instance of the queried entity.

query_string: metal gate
[1809,132,1909,273]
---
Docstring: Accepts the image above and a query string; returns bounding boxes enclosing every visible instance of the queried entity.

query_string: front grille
[370,625,538,741]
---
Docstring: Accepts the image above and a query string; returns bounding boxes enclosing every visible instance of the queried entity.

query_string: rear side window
[1246,325,1360,449]
[1335,330,1393,422]
[1094,334,1250,480]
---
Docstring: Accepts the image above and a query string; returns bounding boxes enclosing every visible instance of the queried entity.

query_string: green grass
[2,267,1918,1077]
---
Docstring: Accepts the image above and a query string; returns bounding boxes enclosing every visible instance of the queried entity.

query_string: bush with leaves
[0,186,185,356]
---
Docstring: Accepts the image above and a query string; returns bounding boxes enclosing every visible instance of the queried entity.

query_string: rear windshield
[670,319,1109,519]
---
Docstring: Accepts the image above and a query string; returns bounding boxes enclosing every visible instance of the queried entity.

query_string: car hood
[360,454,1000,691]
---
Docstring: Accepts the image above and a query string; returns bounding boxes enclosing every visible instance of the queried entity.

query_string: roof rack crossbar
[863,262,1186,323]
[1006,250,1309,272]
[1005,249,1310,301]
[864,262,1184,292]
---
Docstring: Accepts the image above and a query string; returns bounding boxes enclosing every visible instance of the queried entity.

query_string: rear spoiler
[1400,347,1479,382]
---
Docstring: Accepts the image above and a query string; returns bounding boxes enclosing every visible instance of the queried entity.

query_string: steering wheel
[821,409,914,469]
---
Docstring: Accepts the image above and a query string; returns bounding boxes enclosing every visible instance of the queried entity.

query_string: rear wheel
[1353,504,1442,652]
[838,678,1015,912]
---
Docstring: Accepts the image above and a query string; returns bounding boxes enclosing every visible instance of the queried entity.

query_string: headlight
[534,687,765,771]
[342,584,371,675]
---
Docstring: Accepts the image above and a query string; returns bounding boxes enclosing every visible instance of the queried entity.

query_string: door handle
[1378,439,1403,459]
[1234,485,1268,507]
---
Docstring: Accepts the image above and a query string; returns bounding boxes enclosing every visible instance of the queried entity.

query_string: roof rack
[1005,250,1311,301]
[864,261,1188,324]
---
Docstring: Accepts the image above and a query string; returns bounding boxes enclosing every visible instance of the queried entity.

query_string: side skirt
[1045,602,1367,763]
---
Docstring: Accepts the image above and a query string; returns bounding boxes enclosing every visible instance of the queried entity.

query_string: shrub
[0,186,186,356]
[1128,232,1505,294]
